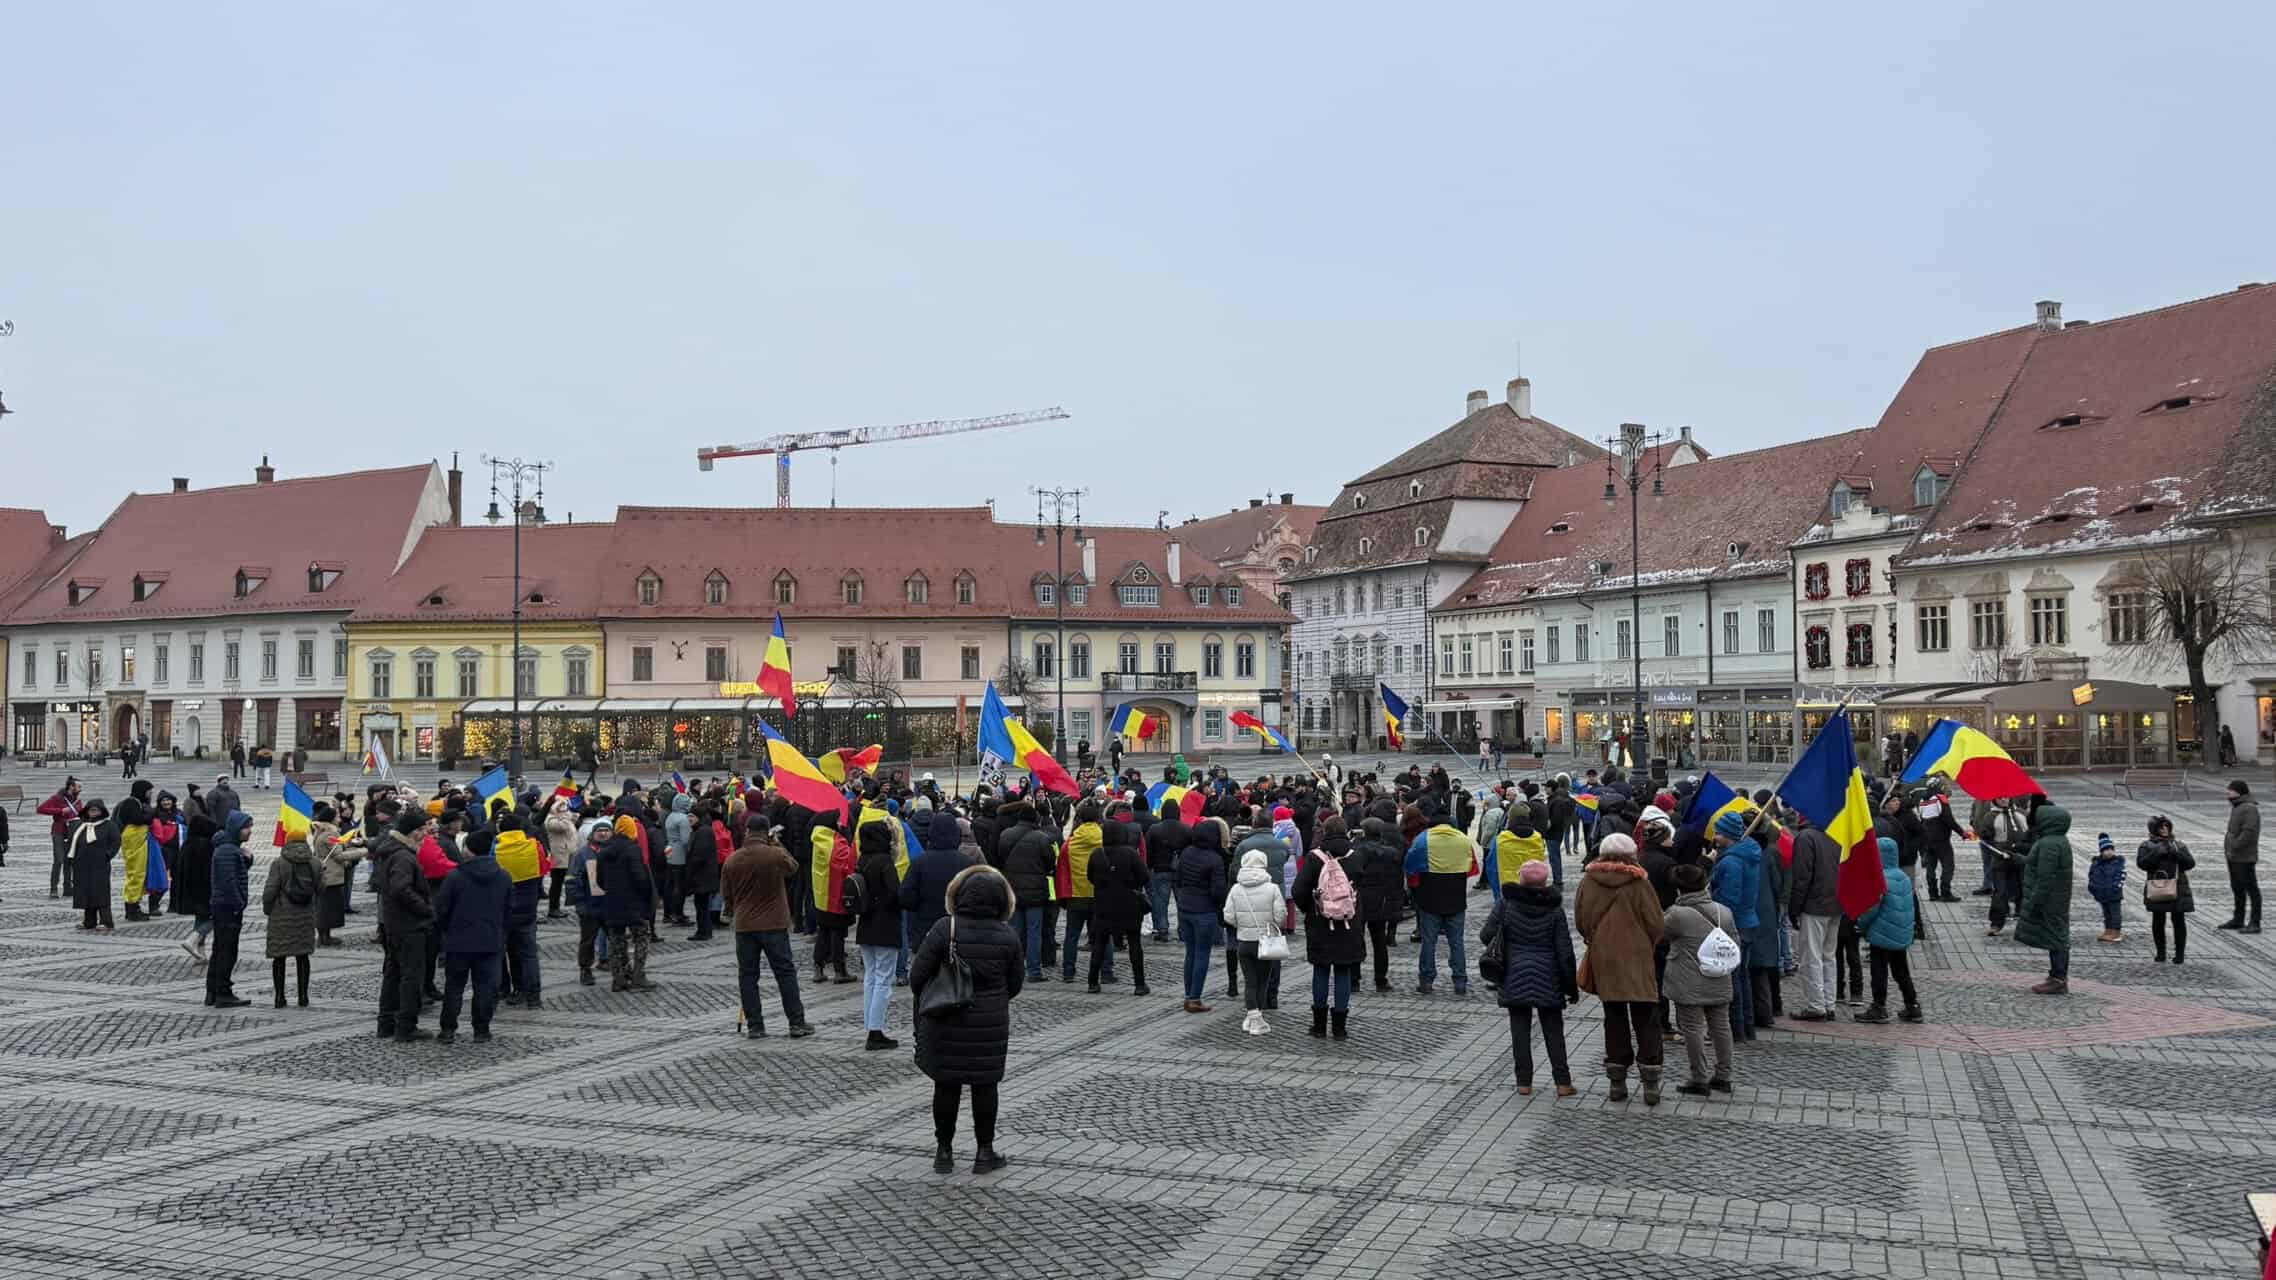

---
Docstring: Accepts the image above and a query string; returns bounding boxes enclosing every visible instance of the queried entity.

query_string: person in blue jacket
[1853,837,1921,1024]
[1705,810,1761,1038]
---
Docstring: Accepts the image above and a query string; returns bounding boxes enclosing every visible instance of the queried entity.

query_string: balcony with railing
[1327,672,1374,691]
[1100,671,1198,693]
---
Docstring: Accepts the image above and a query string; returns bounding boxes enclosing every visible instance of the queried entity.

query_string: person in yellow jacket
[1055,800,1116,983]
[492,812,548,1007]
[1492,813,1549,900]
[119,780,156,920]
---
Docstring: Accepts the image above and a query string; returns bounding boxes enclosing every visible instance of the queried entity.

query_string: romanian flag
[1901,718,2041,801]
[1783,709,1886,919]
[1229,709,1294,753]
[817,744,883,784]
[977,681,1078,795]
[470,766,513,816]
[1146,781,1191,816]
[1574,791,1600,828]
[552,772,580,804]
[668,771,689,795]
[1109,705,1157,740]
[273,779,313,848]
[758,721,849,822]
[1378,683,1409,751]
[760,612,795,716]
[1678,771,1749,832]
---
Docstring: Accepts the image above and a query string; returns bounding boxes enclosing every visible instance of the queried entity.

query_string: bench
[287,772,332,790]
[0,784,22,812]
[2117,767,2192,800]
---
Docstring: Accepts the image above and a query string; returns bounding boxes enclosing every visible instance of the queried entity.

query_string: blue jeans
[1548,831,1570,886]
[1179,911,1221,1000]
[1311,963,1354,1011]
[2048,948,2069,980]
[736,929,805,1029]
[859,943,897,1031]
[505,926,540,997]
[2098,897,2122,930]
[1416,909,1466,990]
[1146,875,1173,937]
[898,915,911,980]
[1061,906,1113,981]
[1018,906,1049,977]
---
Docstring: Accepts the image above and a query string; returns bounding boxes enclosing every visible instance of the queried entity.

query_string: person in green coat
[2016,797,2074,994]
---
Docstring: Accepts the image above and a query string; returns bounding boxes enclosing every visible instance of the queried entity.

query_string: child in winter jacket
[1853,837,1921,1025]
[2088,832,2127,944]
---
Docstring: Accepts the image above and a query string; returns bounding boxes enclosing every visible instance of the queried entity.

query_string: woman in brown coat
[1574,832,1667,1105]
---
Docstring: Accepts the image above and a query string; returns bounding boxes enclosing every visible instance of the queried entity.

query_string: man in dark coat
[1143,815,1189,943]
[1352,816,1406,992]
[909,864,1024,1175]
[70,801,120,932]
[433,829,510,1043]
[2222,780,2262,932]
[1786,818,1844,1021]
[995,801,1057,979]
[899,810,976,960]
[1085,809,1150,995]
[372,811,436,1040]
[204,810,255,1008]
[722,826,811,1037]
[2018,798,2075,994]
[206,775,241,827]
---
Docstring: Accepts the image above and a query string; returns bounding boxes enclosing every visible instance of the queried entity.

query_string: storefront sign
[2071,682,2097,706]
[1649,688,1697,708]
[718,679,835,698]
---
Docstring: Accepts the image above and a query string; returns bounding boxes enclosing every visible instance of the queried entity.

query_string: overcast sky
[7,3,2274,537]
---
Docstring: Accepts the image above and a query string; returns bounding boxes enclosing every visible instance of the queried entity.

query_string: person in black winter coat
[1291,818,1366,1038]
[1352,816,1407,991]
[1480,859,1579,1093]
[1143,815,1189,942]
[204,810,256,1008]
[1173,819,1231,1010]
[900,810,977,954]
[372,811,436,1038]
[1914,785,1966,902]
[1086,812,1150,995]
[70,802,121,931]
[854,821,904,1049]
[995,801,1057,979]
[433,832,511,1042]
[910,864,1024,1175]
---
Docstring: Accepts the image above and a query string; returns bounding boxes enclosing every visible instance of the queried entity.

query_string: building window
[121,644,136,684]
[334,638,348,678]
[1203,708,1225,740]
[1917,604,1950,652]
[1037,581,1056,606]
[1190,584,1211,606]
[1970,599,2007,650]
[1829,483,1852,518]
[632,646,654,681]
[705,646,728,682]
[1845,622,1874,667]
[1497,632,1514,675]
[1119,584,1161,608]
[1069,584,1088,605]
[901,645,923,680]
[414,657,436,698]
[188,642,205,683]
[1518,631,1536,673]
[773,572,796,605]
[1457,634,1474,676]
[637,572,661,606]
[1575,624,1591,662]
[1068,710,1093,744]
[1334,586,1346,615]
[1154,642,1174,674]
[234,569,265,598]
[162,644,178,684]
[1664,615,1681,658]
[565,654,588,696]
[705,572,729,605]
[1225,586,1242,607]
[1439,635,1454,676]
[297,638,315,680]
[1914,468,1947,508]
[2106,592,2150,645]
[1391,586,1405,609]
[1805,625,1832,669]
[1069,641,1091,679]
[1301,652,1312,682]
[1615,620,1632,661]
[840,575,864,606]
[1117,641,1139,674]
[516,654,538,697]
[905,574,929,604]
[1204,642,1223,678]
[961,645,981,680]
[1757,609,1776,654]
[457,658,479,698]
[224,641,240,682]
[260,639,278,681]
[369,659,392,698]
[956,574,976,605]
[2028,595,2068,646]
[835,646,859,676]
[56,648,71,686]
[1545,626,1561,665]
[1033,640,1056,678]
[21,647,34,689]
[1236,640,1256,678]
[1722,610,1739,655]
[1804,563,1830,600]
[1845,558,1872,597]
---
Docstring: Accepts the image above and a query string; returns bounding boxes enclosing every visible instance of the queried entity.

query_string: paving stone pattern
[2,762,2275,1278]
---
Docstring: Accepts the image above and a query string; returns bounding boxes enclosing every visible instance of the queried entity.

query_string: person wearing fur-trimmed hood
[910,863,1024,1176]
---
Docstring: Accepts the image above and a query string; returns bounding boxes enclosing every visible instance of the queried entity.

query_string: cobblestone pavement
[1,763,2272,1277]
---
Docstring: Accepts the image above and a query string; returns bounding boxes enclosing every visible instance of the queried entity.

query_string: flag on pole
[1229,710,1294,753]
[470,766,513,816]
[1783,709,1887,919]
[668,771,689,795]
[1109,705,1157,740]
[273,779,314,848]
[978,681,1077,795]
[1378,683,1409,750]
[1677,771,1749,831]
[361,735,391,778]
[757,721,849,821]
[760,612,795,717]
[1900,718,2041,800]
[552,771,580,804]
[818,744,884,784]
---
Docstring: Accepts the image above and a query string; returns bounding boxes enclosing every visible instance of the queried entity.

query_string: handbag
[2144,875,2179,904]
[917,917,974,1019]
[1258,925,1290,961]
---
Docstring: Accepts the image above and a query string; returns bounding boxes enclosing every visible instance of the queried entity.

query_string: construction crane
[697,407,1071,508]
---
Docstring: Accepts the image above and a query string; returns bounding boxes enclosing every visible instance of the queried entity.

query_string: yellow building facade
[345,620,606,765]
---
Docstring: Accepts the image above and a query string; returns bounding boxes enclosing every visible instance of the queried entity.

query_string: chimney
[1248,497,1263,508]
[49,525,66,547]
[1167,539,1182,584]
[447,451,464,526]
[1465,389,1489,416]
[171,477,189,493]
[1279,492,1293,505]
[1082,536,1097,582]
[254,455,275,484]
[1506,377,1533,418]
[2034,299,2062,332]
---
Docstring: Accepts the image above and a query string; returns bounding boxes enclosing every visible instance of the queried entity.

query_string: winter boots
[1331,1010,1348,1040]
[1639,1066,1663,1108]
[2030,978,2068,995]
[1854,1003,1891,1024]
[1605,1067,1629,1102]
[1309,1008,1328,1039]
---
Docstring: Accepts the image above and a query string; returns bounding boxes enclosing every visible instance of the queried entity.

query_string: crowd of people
[11,752,2264,1173]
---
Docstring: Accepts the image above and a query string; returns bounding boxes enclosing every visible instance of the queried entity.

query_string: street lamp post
[1031,486,1086,763]
[1603,423,1664,771]
[483,456,551,788]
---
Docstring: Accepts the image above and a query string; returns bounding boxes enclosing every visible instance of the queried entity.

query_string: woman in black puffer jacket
[1143,816,1189,943]
[1352,817,1407,992]
[1479,860,1579,1095]
[1291,817,1367,1040]
[1087,810,1150,995]
[910,863,1024,1176]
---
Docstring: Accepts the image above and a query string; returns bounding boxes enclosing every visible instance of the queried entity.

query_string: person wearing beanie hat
[433,824,510,1043]
[1707,810,1767,1039]
[1661,860,1737,1096]
[1853,836,1922,1022]
[1480,854,1578,1095]
[1573,829,1665,1103]
[371,805,438,1040]
[854,821,904,1052]
[2137,814,2196,961]
[2222,779,2261,932]
[2087,832,2127,944]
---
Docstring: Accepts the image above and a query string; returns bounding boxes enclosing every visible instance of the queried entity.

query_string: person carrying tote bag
[1222,848,1288,1036]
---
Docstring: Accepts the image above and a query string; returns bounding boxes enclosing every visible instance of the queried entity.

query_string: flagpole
[1734,688,1863,845]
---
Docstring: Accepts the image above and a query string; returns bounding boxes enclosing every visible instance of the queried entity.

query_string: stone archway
[114,703,140,748]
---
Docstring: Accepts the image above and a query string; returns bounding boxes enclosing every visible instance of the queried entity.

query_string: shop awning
[1418,698,1522,712]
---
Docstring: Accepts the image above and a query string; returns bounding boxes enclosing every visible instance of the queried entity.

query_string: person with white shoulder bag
[1222,848,1288,1036]
[1661,863,1740,1097]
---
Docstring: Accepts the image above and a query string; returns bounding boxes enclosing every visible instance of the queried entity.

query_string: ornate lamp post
[1603,423,1665,768]
[1030,486,1086,763]
[482,456,551,786]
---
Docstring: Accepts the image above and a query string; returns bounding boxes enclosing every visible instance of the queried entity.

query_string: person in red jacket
[38,778,86,899]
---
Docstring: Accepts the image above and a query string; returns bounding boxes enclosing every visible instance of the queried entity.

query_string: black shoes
[788,1023,815,1038]
[865,1031,898,1051]
[394,1028,433,1043]
[1309,1009,1328,1038]
[1330,1010,1348,1040]
[972,1147,1007,1175]
[934,1144,955,1174]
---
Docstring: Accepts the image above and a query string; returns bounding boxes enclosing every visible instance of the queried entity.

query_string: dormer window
[234,569,267,598]
[1829,483,1852,518]
[1408,479,1424,499]
[1354,493,1368,509]
[1226,586,1243,606]
[2151,396,2200,413]
[1189,584,1211,606]
[308,564,342,592]
[840,574,865,606]
[2043,413,2085,430]
[1118,584,1159,607]
[1068,583,1088,605]
[424,591,447,607]
[1358,536,1374,555]
[905,572,930,604]
[954,572,976,605]
[68,580,97,607]
[525,590,546,605]
[1727,541,1748,562]
[636,571,661,606]
[131,575,162,602]
[1413,527,1430,548]
[773,570,797,605]
[1036,580,1056,606]
[1548,521,1571,535]
[1913,466,1948,509]
[704,570,729,605]
[1304,546,1318,565]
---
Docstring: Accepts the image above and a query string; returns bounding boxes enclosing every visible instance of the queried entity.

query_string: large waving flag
[1378,683,1409,750]
[1902,718,2041,800]
[817,744,883,784]
[1783,709,1886,918]
[979,682,1077,795]
[1146,781,1191,816]
[552,771,581,804]
[1678,771,1749,831]
[760,612,795,716]
[273,778,314,848]
[1573,791,1600,828]
[757,721,849,821]
[1109,704,1157,741]
[362,735,390,778]
[469,766,513,817]
[1229,709,1294,753]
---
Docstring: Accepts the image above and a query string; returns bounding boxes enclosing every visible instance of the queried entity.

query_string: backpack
[283,859,317,909]
[1696,908,1741,978]
[1314,852,1357,926]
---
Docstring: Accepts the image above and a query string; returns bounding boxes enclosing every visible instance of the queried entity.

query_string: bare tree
[838,638,903,705]
[995,654,1053,745]
[2116,534,2276,760]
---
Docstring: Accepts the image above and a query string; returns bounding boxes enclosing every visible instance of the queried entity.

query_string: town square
[6,4,2276,1278]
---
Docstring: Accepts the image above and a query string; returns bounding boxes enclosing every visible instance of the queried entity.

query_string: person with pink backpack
[1292,816,1368,1040]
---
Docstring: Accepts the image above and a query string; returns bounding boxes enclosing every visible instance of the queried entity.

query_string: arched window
[904,572,930,604]
[840,574,864,606]
[636,570,662,606]
[1408,479,1423,499]
[704,570,729,605]
[772,571,797,605]
[1414,527,1431,547]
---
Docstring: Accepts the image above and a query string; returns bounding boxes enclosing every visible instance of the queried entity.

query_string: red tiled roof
[1440,429,1872,613]
[0,509,66,597]
[1897,283,2276,567]
[0,529,94,616]
[5,465,446,625]
[1172,501,1324,565]
[1809,324,2041,529]
[348,522,618,622]
[599,506,1012,620]
[1001,524,1293,626]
